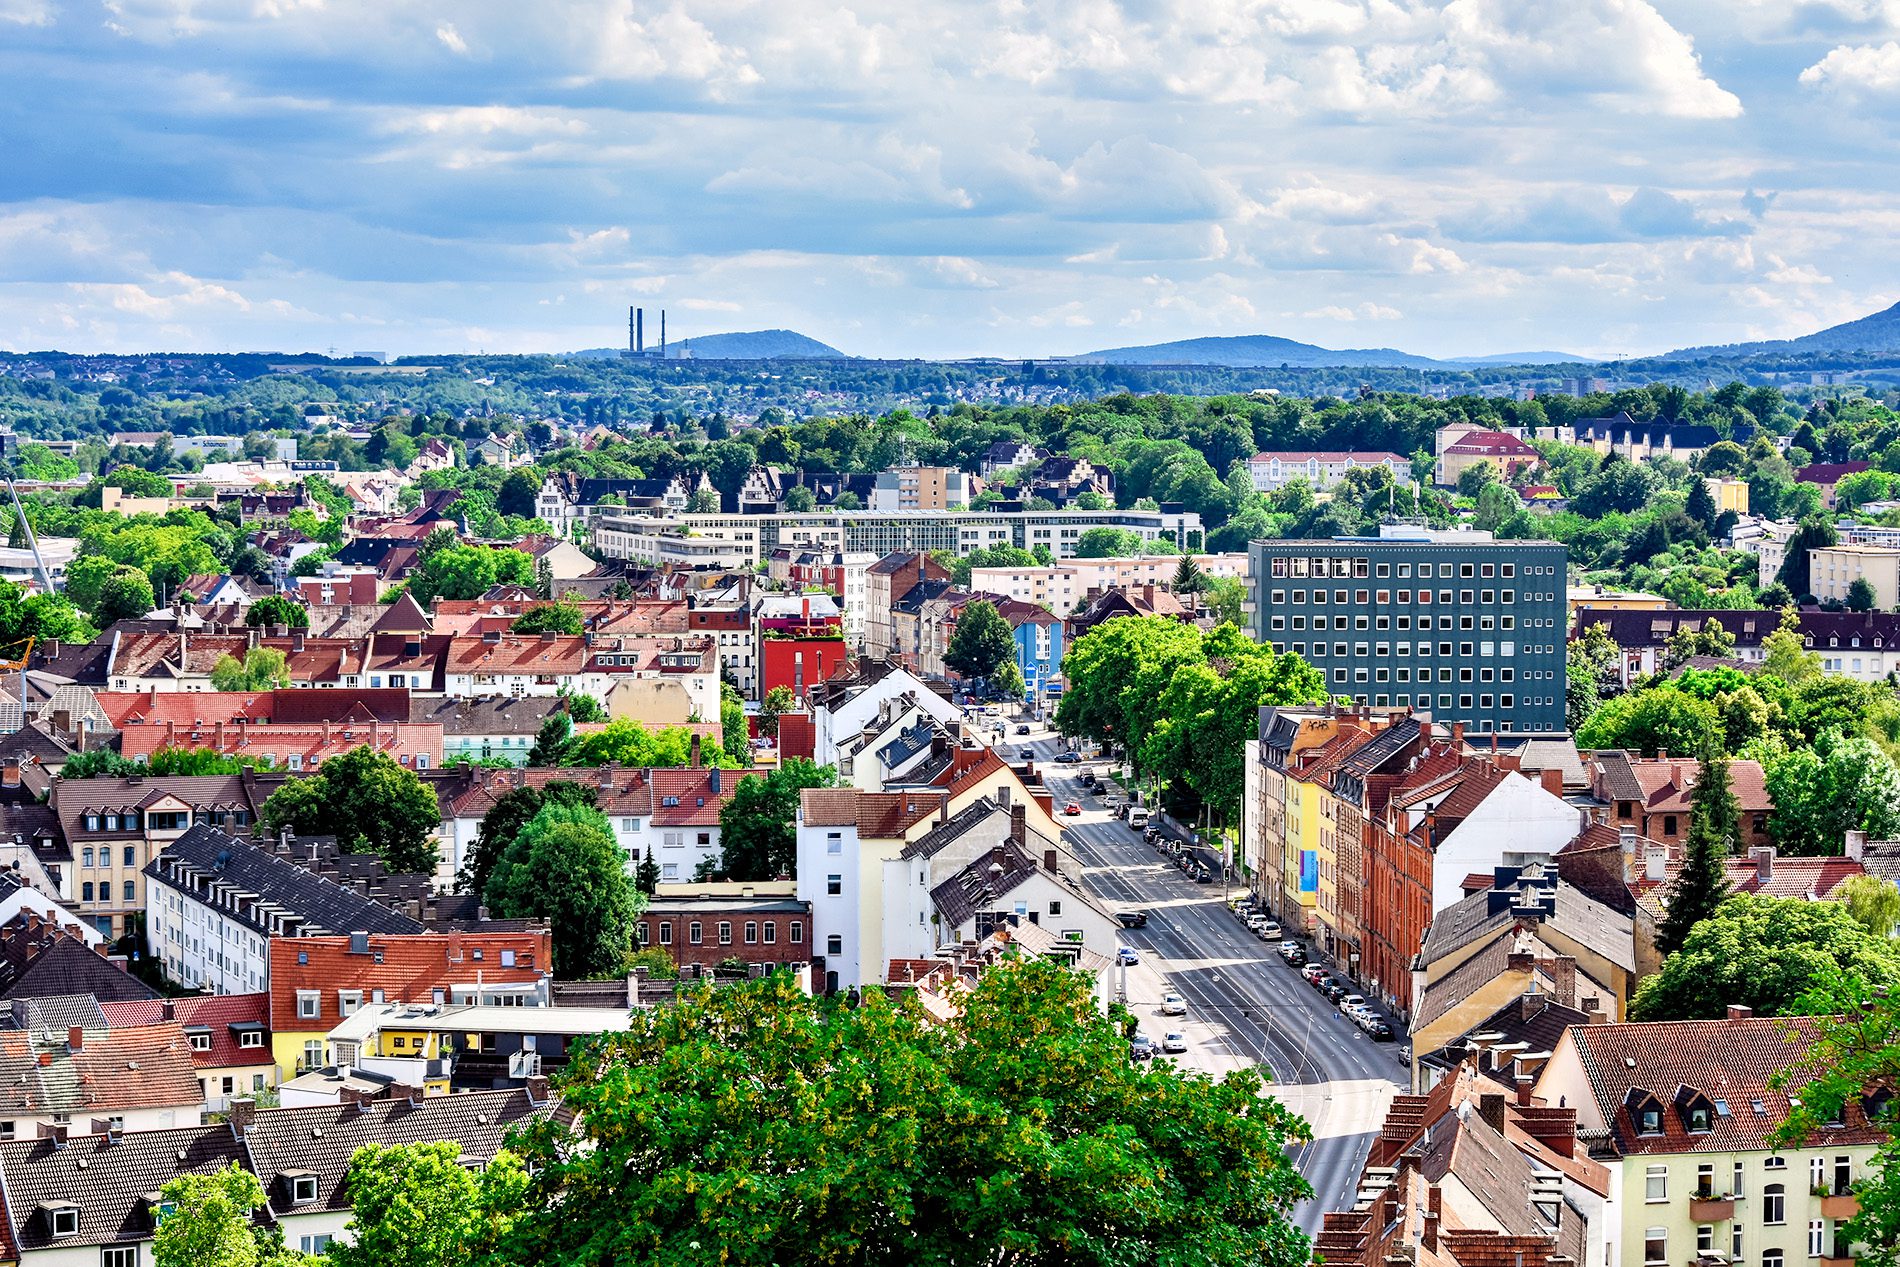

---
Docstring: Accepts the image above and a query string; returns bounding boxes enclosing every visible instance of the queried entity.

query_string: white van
[1126,807,1150,829]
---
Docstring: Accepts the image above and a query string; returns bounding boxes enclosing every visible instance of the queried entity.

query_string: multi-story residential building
[51,775,258,938]
[1797,462,1873,510]
[441,631,719,719]
[1246,451,1410,492]
[1251,528,1569,734]
[765,548,878,645]
[1242,706,1360,920]
[101,994,276,1112]
[1809,543,1900,608]
[267,929,552,1079]
[1573,607,1900,685]
[144,825,428,996]
[796,752,1075,993]
[0,1022,205,1140]
[865,552,951,663]
[808,661,961,767]
[870,465,970,511]
[592,506,1203,568]
[970,552,1249,616]
[690,597,757,698]
[1537,1012,1883,1267]
[408,695,570,766]
[636,892,812,971]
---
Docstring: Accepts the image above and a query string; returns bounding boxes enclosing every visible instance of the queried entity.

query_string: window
[791,923,804,944]
[82,882,93,902]
[239,1030,264,1049]
[337,990,362,1017]
[82,848,93,867]
[500,950,515,967]
[1698,1164,1716,1198]
[1812,1158,1828,1192]
[826,874,842,896]
[1700,1226,1716,1254]
[744,922,758,944]
[1647,1166,1669,1202]
[1734,1160,1746,1198]
[1766,1252,1785,1267]
[102,1245,140,1267]
[763,922,776,944]
[300,1236,335,1256]
[718,922,732,945]
[291,1174,319,1205]
[104,814,118,831]
[302,1039,323,1070]
[1810,1221,1825,1258]
[189,1031,212,1052]
[296,991,320,1020]
[658,922,673,946]
[1645,1228,1667,1266]
[689,921,703,944]
[124,881,135,901]
[1765,1183,1786,1224]
[826,934,842,956]
[826,831,842,854]
[1734,1224,1745,1261]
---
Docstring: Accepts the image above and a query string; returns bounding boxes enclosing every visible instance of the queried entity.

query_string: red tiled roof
[799,789,940,837]
[100,993,270,1069]
[777,714,816,761]
[1563,1016,1886,1155]
[1796,461,1872,485]
[446,634,589,676]
[267,932,551,1031]
[1445,430,1538,457]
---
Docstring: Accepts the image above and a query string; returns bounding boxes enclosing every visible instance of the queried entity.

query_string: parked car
[1339,994,1368,1015]
[1257,922,1283,940]
[1015,724,1031,735]
[1116,910,1149,929]
[1301,965,1329,985]
[1193,869,1212,884]
[1364,1020,1394,1042]
[1282,947,1308,967]
[1063,802,1081,815]
[1159,993,1187,1016]
[1129,1034,1156,1061]
[1321,982,1348,1003]
[1161,1032,1188,1054]
[1055,751,1082,763]
[1116,947,1140,966]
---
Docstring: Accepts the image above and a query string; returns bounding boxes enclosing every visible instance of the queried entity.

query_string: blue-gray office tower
[1248,528,1568,734]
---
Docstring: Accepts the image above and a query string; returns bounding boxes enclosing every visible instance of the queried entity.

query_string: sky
[2,0,1900,361]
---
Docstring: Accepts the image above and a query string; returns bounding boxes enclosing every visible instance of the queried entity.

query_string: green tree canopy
[1654,757,1736,957]
[498,958,1313,1267]
[485,799,640,978]
[262,744,443,874]
[1630,895,1900,1020]
[461,780,598,896]
[210,647,291,692]
[96,565,156,623]
[1072,526,1147,558]
[759,684,796,738]
[512,601,584,636]
[154,1164,320,1267]
[1574,686,1720,757]
[245,594,308,629]
[1765,733,1900,856]
[328,1141,527,1267]
[945,599,1017,682]
[560,718,732,768]
[717,759,839,882]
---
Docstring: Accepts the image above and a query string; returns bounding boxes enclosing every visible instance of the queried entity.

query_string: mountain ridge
[1066,332,1442,369]
[568,328,848,360]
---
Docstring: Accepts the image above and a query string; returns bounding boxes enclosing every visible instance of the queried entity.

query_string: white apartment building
[970,553,1250,614]
[1809,543,1900,609]
[1247,451,1411,492]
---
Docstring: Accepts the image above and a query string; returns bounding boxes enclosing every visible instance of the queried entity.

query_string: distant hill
[1665,300,1900,359]
[568,329,848,361]
[1069,333,1442,370]
[1442,351,1587,366]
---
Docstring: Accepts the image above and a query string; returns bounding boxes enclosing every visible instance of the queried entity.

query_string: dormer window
[1676,1085,1716,1133]
[1627,1088,1666,1135]
[43,1202,79,1237]
[187,1028,212,1052]
[238,1030,264,1049]
[285,1171,318,1205]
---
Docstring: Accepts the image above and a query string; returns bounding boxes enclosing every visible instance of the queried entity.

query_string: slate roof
[1797,461,1873,485]
[930,839,1038,928]
[1564,1017,1887,1155]
[243,1089,556,1216]
[409,695,568,737]
[0,1124,244,1254]
[148,825,424,940]
[1,941,158,1004]
[8,995,108,1034]
[900,799,1006,861]
[1586,750,1645,803]
[1413,933,1519,1030]
[1418,994,1592,1084]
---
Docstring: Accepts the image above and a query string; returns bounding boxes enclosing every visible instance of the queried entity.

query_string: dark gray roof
[243,1089,554,1216]
[891,579,953,615]
[0,1124,245,1252]
[8,994,108,1033]
[900,799,1007,861]
[146,824,423,939]
[875,722,936,771]
[1860,839,1900,885]
[2,941,158,1004]
[408,695,567,736]
[1418,993,1591,1080]
[930,838,1037,928]
[1588,750,1645,803]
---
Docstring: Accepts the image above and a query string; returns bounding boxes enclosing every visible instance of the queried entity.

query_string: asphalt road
[1022,733,1403,1235]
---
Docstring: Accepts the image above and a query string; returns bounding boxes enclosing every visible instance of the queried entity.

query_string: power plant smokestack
[635,307,645,354]
[660,309,666,358]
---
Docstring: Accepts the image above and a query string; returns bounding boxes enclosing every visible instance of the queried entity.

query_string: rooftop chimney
[1726,1003,1753,1022]
[1753,846,1774,882]
[1515,1074,1534,1107]
[690,734,702,768]
[1644,847,1666,882]
[226,1097,256,1133]
[67,1025,82,1052]
[1478,1092,1507,1133]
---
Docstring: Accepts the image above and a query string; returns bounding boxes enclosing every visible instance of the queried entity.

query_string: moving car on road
[1115,910,1149,929]
[1055,751,1082,763]
[1015,724,1031,735]
[1116,947,1141,966]
[1063,802,1081,815]
[1017,748,1034,760]
[1161,1032,1188,1054]
[1159,993,1186,1016]
[1129,1034,1156,1061]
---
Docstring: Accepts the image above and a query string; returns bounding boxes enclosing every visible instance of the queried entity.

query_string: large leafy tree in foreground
[500,958,1314,1267]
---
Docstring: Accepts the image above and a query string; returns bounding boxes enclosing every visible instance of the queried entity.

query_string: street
[1018,724,1402,1234]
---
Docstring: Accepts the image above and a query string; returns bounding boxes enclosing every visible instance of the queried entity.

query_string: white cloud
[436,22,467,54]
[1801,40,1900,93]
[0,0,54,25]
[1304,302,1403,320]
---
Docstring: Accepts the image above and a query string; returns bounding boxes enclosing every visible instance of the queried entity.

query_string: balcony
[1689,1196,1736,1222]
[1820,1253,1856,1267]
[1821,1194,1861,1219]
